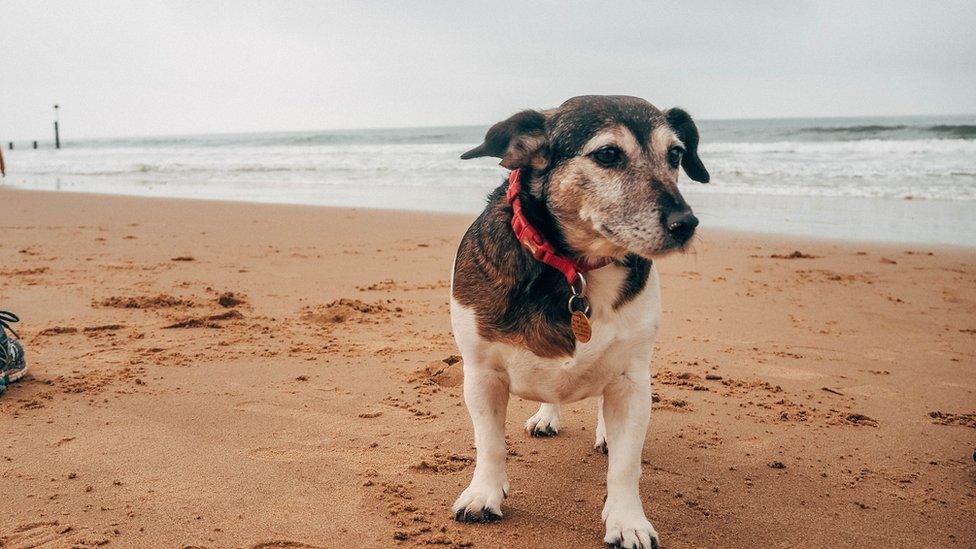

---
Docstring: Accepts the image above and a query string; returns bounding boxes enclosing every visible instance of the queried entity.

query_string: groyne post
[53,104,61,149]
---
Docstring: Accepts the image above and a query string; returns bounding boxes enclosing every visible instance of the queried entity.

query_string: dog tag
[571,311,592,343]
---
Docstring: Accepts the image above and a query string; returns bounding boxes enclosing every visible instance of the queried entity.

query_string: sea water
[3,116,975,246]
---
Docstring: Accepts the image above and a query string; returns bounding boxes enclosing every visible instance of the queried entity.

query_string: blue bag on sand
[0,311,27,395]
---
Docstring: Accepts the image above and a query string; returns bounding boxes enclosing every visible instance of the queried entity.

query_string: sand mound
[96,294,195,309]
[413,355,463,387]
[845,413,879,427]
[163,310,243,329]
[0,266,49,276]
[37,326,79,336]
[410,452,472,473]
[300,299,391,325]
[357,279,398,291]
[929,410,976,428]
[82,324,125,333]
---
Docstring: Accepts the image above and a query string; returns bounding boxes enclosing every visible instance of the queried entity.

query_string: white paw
[525,405,560,437]
[594,421,607,454]
[603,499,659,549]
[452,477,509,523]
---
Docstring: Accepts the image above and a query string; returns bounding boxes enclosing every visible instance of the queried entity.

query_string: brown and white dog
[449,95,709,548]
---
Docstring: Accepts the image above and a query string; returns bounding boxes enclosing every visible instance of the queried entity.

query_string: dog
[449,95,709,548]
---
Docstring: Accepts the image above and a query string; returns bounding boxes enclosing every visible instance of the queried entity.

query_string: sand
[1,188,974,548]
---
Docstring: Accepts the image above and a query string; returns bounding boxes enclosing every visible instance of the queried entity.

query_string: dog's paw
[594,421,607,453]
[452,478,509,523]
[594,439,608,454]
[525,405,560,437]
[603,500,659,549]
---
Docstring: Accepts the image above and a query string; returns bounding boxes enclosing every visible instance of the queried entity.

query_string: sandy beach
[1,188,974,548]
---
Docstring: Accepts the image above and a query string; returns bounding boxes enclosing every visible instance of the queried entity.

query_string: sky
[1,1,975,140]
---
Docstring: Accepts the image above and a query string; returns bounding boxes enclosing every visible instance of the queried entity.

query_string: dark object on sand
[0,311,28,394]
[770,250,817,259]
[217,292,244,308]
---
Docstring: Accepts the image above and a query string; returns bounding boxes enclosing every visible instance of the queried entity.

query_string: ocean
[3,115,976,246]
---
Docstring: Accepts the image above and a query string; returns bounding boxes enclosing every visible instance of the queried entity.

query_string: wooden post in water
[53,104,61,149]
[7,142,13,150]
[33,141,38,149]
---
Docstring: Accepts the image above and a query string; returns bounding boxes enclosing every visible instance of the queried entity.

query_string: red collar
[506,168,614,285]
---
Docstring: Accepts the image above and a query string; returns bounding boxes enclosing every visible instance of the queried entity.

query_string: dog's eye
[667,146,684,169]
[591,146,623,167]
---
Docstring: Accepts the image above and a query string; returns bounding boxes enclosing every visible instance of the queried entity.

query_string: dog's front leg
[594,396,608,453]
[453,366,510,522]
[601,372,658,549]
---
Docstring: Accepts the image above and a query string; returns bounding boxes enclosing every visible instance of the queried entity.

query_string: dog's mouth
[597,222,696,259]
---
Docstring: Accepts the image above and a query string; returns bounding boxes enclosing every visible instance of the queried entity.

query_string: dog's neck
[513,168,574,257]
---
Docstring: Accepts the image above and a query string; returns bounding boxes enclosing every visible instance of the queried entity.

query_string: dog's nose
[666,210,699,242]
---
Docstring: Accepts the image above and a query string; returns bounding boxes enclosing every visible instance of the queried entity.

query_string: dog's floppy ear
[461,110,550,170]
[665,108,710,183]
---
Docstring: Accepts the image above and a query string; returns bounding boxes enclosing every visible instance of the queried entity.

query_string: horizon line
[4,112,975,144]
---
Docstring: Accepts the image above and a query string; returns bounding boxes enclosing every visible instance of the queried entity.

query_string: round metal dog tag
[571,310,592,343]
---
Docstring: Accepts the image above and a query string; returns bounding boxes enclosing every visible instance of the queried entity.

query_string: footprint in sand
[1,521,75,548]
[248,441,329,462]
[249,541,324,549]
[761,365,824,381]
[860,347,900,362]
[234,400,351,424]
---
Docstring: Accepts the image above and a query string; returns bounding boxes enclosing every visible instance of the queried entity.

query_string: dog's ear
[665,108,710,183]
[461,110,550,170]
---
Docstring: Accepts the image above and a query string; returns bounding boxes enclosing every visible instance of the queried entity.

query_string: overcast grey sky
[1,1,975,140]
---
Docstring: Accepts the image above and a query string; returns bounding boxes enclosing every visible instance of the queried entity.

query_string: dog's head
[462,95,709,260]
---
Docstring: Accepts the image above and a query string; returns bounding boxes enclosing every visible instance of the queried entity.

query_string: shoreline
[4,185,976,249]
[1,188,974,548]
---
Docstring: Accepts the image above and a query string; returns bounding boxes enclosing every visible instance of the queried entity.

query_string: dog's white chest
[451,265,661,404]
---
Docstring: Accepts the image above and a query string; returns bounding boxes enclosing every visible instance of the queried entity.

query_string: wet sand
[1,188,974,548]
